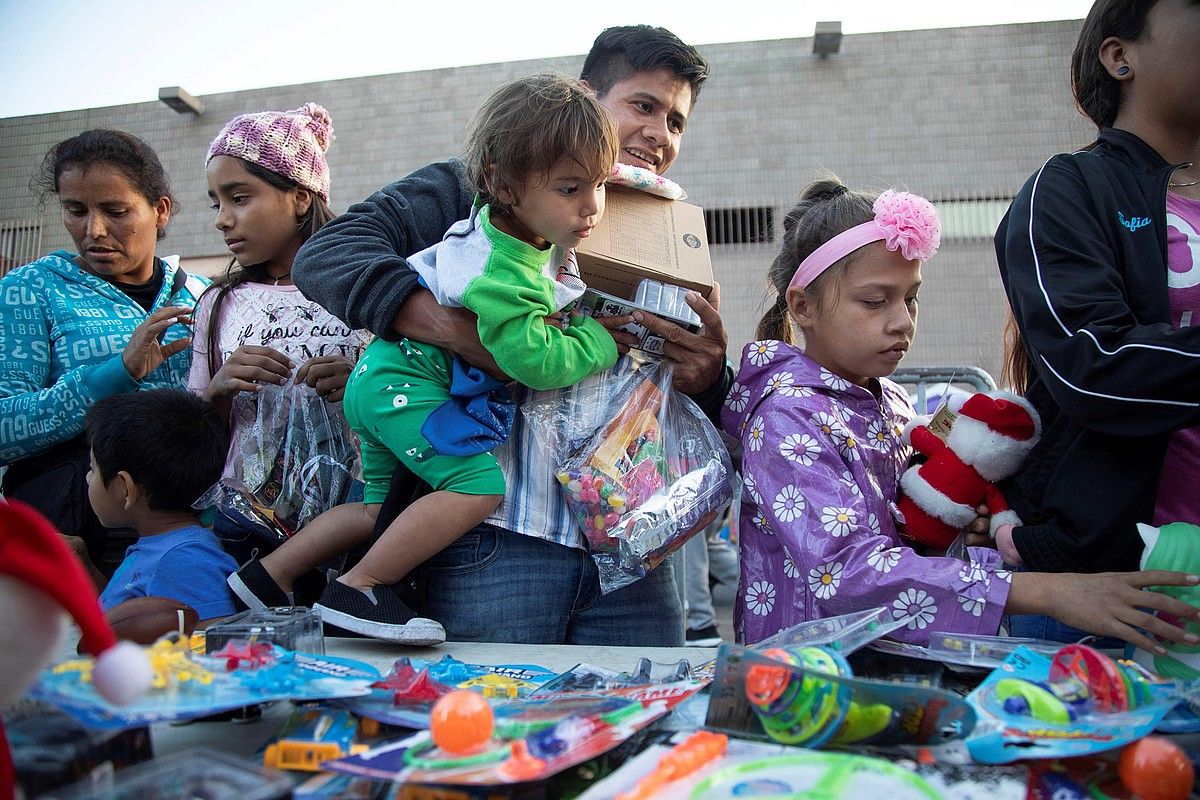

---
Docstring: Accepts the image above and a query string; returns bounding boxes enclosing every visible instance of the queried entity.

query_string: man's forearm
[391,288,465,347]
[392,290,505,378]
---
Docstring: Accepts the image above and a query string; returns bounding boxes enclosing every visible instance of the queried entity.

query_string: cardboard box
[576,185,713,299]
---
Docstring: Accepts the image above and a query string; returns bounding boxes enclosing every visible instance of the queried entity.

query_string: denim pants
[418,522,684,646]
[682,514,739,630]
[1004,613,1126,651]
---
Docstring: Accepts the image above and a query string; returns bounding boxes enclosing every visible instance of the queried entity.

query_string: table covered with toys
[5,594,1200,800]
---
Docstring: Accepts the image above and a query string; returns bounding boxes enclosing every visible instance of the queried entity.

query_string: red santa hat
[958,392,1040,442]
[946,391,1042,482]
[0,500,152,705]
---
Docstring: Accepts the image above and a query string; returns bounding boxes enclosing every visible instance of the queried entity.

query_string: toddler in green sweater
[230,74,620,642]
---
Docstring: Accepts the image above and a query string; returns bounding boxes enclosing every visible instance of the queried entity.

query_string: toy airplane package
[964,644,1177,763]
[341,655,558,728]
[322,687,690,786]
[31,637,378,729]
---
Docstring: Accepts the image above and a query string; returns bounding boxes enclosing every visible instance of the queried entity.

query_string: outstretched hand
[1011,569,1200,654]
[596,282,728,395]
[121,306,192,380]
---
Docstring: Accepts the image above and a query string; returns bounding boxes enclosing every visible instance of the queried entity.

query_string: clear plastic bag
[526,360,733,593]
[197,380,361,540]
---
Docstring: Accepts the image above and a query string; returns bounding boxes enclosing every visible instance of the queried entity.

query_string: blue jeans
[1005,614,1125,651]
[419,523,684,646]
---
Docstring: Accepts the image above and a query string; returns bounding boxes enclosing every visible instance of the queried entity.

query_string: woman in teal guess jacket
[0,129,206,576]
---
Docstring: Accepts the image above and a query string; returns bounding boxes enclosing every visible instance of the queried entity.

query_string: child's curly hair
[464,74,619,213]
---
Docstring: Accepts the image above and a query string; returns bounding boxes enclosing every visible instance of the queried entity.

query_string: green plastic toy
[1135,521,1200,680]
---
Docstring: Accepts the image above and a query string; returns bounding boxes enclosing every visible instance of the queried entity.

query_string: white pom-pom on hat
[0,500,152,706]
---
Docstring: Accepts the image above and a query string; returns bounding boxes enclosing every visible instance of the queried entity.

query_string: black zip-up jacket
[995,128,1200,573]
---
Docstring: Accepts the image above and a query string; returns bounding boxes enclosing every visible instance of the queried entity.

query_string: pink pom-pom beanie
[206,102,334,201]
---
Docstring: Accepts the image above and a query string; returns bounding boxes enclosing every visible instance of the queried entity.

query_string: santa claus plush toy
[896,391,1041,549]
[0,500,152,796]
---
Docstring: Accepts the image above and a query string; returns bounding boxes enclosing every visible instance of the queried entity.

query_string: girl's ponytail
[754,178,875,343]
[755,293,793,345]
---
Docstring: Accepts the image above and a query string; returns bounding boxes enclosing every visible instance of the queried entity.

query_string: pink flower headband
[789,190,941,291]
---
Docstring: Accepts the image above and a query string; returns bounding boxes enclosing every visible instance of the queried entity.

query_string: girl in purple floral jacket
[723,179,1200,652]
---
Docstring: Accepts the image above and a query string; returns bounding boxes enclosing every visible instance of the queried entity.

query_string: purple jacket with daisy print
[722,340,1012,645]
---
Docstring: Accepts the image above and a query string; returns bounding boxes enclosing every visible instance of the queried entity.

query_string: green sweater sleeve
[462,254,617,392]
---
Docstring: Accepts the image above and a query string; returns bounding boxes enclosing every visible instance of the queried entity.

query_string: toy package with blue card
[965,643,1177,763]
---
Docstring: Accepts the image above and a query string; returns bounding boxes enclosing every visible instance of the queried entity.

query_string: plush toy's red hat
[958,392,1040,442]
[0,500,151,705]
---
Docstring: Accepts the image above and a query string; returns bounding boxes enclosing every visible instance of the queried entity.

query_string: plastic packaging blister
[751,607,903,656]
[197,379,360,540]
[45,746,293,800]
[705,643,976,750]
[205,607,324,656]
[633,279,701,328]
[525,360,733,593]
[927,632,1063,669]
[965,644,1176,763]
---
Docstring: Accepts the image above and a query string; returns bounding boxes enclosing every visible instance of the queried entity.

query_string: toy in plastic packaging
[751,606,906,655]
[580,736,947,800]
[533,658,696,695]
[205,606,325,656]
[263,706,371,772]
[1133,521,1200,680]
[965,643,1177,763]
[341,655,557,729]
[5,700,153,797]
[46,746,293,800]
[324,688,672,786]
[705,642,976,749]
[197,379,360,541]
[33,637,379,729]
[868,631,1065,673]
[527,359,733,593]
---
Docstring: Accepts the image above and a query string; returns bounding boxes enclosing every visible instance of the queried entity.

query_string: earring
[1116,65,1131,77]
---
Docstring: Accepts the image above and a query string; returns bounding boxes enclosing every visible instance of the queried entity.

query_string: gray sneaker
[685,624,723,647]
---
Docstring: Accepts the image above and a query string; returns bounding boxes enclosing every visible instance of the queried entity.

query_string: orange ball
[429,690,494,755]
[1118,736,1194,800]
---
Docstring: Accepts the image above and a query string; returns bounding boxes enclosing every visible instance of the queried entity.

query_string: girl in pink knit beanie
[190,104,369,568]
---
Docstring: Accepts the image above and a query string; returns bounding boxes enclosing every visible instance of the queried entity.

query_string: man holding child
[287,26,728,646]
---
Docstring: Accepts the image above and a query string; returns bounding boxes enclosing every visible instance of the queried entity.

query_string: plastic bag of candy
[197,379,360,541]
[527,360,732,593]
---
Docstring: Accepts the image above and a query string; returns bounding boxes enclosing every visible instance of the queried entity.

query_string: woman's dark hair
[1001,311,1034,394]
[1071,0,1160,129]
[33,129,177,240]
[756,179,875,345]
[200,157,336,377]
